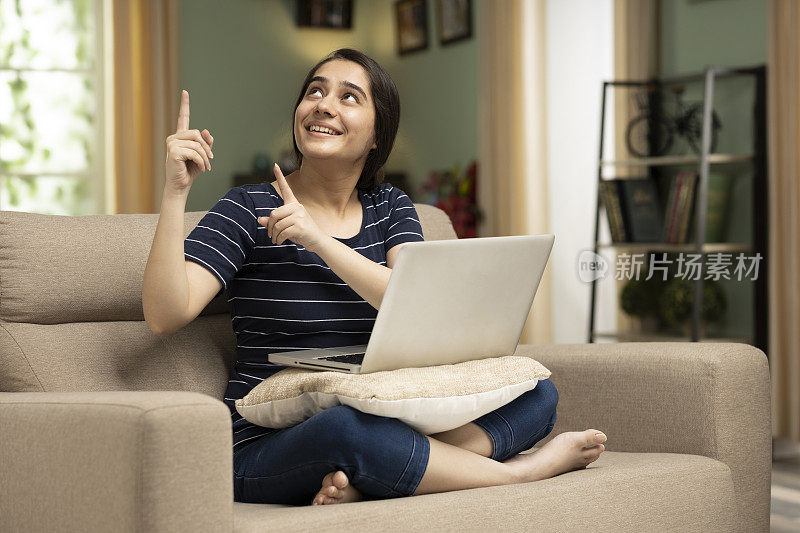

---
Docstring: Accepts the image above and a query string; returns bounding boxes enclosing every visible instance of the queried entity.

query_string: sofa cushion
[0,316,237,395]
[232,451,735,532]
[0,210,228,324]
[0,204,454,325]
[235,356,551,434]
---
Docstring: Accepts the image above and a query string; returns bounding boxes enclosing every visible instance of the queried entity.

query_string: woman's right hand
[165,90,214,194]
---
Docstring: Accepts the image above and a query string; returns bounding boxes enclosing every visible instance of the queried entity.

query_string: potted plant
[620,274,663,333]
[657,278,727,337]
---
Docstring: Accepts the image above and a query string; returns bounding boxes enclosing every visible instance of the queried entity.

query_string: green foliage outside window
[0,0,98,215]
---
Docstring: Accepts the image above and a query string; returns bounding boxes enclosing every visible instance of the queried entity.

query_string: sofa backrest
[0,202,457,397]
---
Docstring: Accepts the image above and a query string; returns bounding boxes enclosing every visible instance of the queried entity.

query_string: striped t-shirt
[183,180,425,451]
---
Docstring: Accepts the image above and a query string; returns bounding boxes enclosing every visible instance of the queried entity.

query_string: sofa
[0,202,771,532]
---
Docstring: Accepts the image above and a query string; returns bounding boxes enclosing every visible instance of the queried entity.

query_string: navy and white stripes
[184,181,424,450]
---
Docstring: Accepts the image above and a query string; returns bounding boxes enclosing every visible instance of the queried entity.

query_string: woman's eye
[307,87,357,103]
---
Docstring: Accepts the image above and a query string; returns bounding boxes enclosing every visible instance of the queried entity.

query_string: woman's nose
[315,95,336,115]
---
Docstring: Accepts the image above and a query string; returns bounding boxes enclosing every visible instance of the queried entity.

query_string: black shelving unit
[588,65,768,356]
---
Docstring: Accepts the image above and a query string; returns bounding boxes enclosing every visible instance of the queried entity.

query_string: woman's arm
[144,90,215,334]
[143,189,193,334]
[313,235,392,311]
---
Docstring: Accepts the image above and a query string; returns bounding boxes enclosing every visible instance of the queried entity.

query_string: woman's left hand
[258,163,328,253]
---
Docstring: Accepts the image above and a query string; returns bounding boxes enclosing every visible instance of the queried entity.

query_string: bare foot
[311,471,364,506]
[504,429,607,483]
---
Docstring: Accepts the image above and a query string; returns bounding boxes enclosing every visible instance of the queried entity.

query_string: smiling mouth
[306,125,343,136]
[307,130,340,137]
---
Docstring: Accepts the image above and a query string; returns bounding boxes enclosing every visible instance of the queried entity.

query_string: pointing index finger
[274,163,297,204]
[176,90,190,132]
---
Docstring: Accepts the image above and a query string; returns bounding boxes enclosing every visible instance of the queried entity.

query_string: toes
[312,470,353,506]
[332,471,349,490]
[583,443,605,463]
[586,443,604,454]
[584,429,607,446]
[312,493,335,506]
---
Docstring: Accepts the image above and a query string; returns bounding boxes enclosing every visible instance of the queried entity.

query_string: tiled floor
[772,438,800,532]
[772,460,800,532]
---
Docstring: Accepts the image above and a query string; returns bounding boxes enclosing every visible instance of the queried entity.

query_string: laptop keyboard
[318,352,366,365]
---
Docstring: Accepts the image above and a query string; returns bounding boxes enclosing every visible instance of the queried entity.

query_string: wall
[178,0,479,212]
[367,0,480,208]
[660,0,766,76]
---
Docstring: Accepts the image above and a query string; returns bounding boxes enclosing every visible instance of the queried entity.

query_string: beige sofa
[0,203,771,532]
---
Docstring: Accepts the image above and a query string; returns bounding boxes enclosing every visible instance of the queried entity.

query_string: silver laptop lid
[359,234,554,373]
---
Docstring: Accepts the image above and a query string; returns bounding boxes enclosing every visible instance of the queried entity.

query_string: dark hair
[291,48,400,191]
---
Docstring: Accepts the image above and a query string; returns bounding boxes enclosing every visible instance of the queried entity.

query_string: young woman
[142,48,607,507]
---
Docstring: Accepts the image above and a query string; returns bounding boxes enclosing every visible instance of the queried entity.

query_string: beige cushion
[235,356,551,434]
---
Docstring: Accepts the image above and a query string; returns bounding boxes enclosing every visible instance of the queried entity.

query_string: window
[0,0,107,214]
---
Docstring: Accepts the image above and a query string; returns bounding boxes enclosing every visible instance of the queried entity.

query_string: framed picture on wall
[436,0,472,45]
[296,0,353,29]
[395,0,428,55]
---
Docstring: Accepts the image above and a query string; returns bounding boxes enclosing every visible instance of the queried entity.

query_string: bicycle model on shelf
[625,83,722,157]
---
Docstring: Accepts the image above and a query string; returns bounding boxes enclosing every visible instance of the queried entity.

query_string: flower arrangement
[418,160,483,238]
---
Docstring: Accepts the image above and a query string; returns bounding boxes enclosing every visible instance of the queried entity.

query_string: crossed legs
[312,422,495,504]
[310,379,608,505]
[430,421,495,458]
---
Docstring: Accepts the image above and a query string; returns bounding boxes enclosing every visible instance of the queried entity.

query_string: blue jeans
[233,378,558,505]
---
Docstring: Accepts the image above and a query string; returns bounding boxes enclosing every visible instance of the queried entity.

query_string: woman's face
[294,59,377,164]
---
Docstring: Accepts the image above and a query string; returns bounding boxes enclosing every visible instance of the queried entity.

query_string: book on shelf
[661,171,697,244]
[703,172,733,242]
[600,180,627,242]
[663,171,733,245]
[660,173,679,243]
[677,172,698,244]
[618,178,662,242]
[661,172,682,243]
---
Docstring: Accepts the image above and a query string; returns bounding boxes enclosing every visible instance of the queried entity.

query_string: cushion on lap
[235,356,552,434]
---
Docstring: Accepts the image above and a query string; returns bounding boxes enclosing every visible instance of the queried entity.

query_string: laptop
[267,234,555,374]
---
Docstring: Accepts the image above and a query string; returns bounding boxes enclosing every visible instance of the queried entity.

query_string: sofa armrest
[0,391,233,533]
[517,342,771,533]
